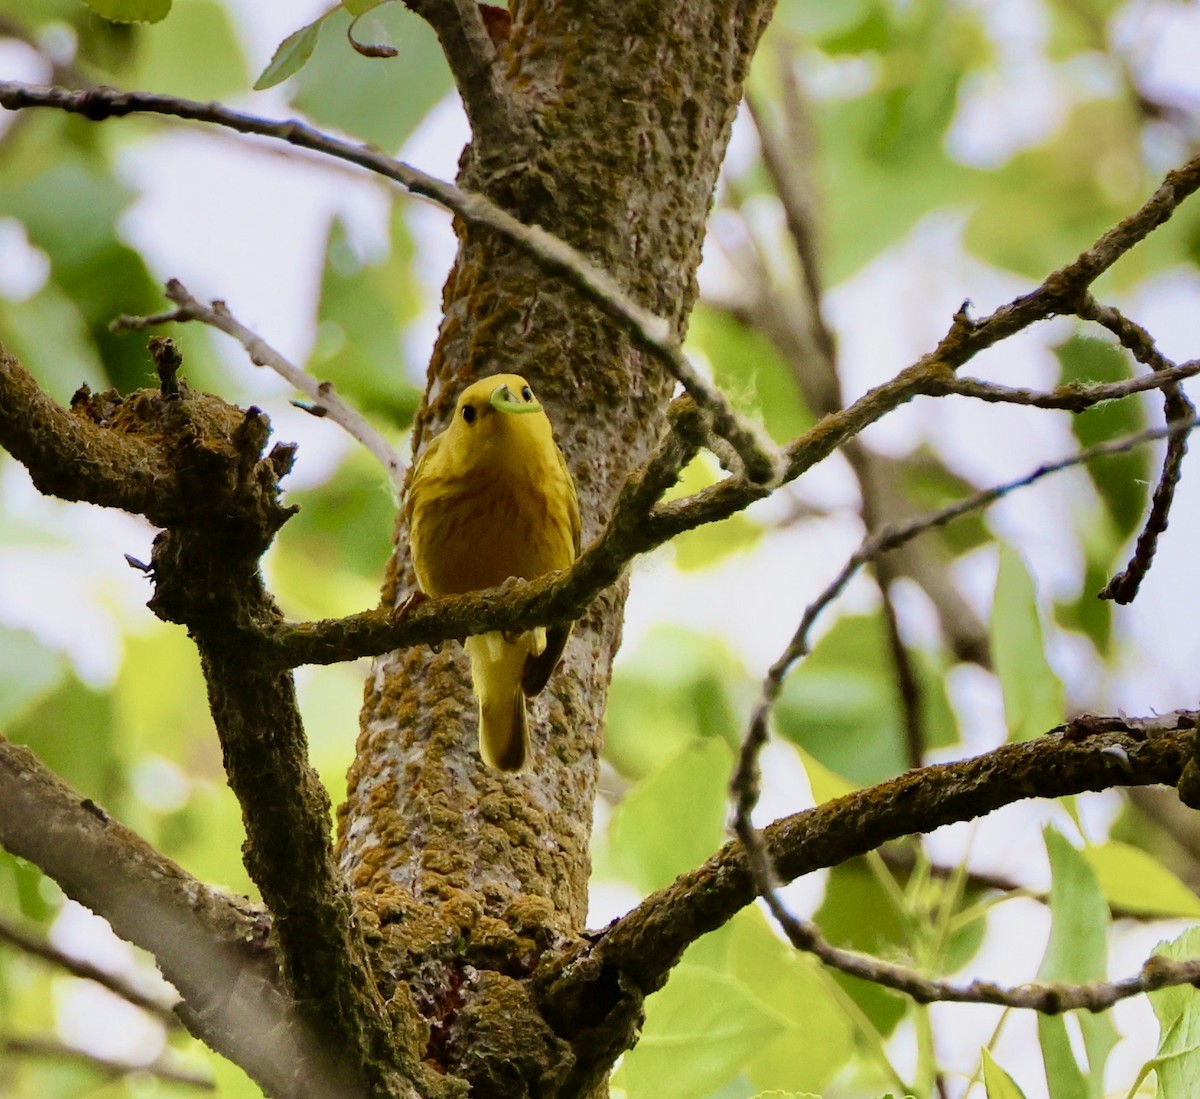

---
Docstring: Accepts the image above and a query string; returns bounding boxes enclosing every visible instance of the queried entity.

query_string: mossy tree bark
[336,1,776,1093]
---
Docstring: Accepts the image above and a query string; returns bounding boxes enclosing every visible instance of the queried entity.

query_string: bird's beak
[489,383,541,414]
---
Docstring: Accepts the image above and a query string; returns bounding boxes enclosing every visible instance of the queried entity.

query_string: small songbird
[405,374,581,771]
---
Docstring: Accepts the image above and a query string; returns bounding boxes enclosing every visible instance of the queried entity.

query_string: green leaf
[607,738,731,893]
[689,303,814,444]
[603,627,743,780]
[898,448,991,558]
[982,1048,1028,1099]
[730,909,855,1096]
[309,216,423,426]
[0,280,108,395]
[1148,925,1200,1099]
[6,674,120,800]
[776,614,958,785]
[666,455,764,570]
[80,0,170,23]
[1053,334,1148,539]
[815,861,907,1036]
[964,102,1135,283]
[133,0,248,100]
[254,12,330,91]
[1037,828,1117,1099]
[990,546,1064,741]
[1083,841,1200,919]
[0,628,64,730]
[342,0,386,15]
[290,6,452,149]
[618,966,789,1099]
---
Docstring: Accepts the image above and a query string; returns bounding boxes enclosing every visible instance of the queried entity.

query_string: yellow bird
[406,374,581,771]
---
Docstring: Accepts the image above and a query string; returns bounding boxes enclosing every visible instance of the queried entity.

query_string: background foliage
[1,0,1199,1097]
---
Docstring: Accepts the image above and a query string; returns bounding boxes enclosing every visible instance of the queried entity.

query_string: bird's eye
[461,404,476,424]
[521,386,533,402]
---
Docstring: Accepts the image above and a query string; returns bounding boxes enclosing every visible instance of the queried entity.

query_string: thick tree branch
[0,736,370,1099]
[0,80,778,485]
[112,279,406,487]
[587,720,1195,998]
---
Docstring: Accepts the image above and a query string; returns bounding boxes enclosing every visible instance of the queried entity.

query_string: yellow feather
[406,374,580,772]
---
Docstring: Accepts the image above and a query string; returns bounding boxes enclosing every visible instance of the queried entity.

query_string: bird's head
[450,374,545,443]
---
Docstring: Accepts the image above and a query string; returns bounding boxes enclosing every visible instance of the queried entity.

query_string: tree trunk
[336,1,776,1092]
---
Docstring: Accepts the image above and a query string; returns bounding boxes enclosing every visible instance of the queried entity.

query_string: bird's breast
[410,454,575,597]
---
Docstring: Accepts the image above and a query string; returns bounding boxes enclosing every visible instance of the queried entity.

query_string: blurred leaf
[0,628,64,729]
[729,908,855,1095]
[618,965,789,1099]
[254,12,331,90]
[6,675,120,801]
[689,304,813,443]
[795,744,857,804]
[0,160,134,270]
[772,0,876,44]
[270,451,396,593]
[965,102,1138,282]
[133,0,248,99]
[1083,841,1200,919]
[667,454,764,570]
[1037,828,1117,1099]
[982,1048,1029,1099]
[776,614,958,785]
[898,448,990,557]
[80,0,170,23]
[290,6,452,149]
[309,216,423,426]
[1053,509,1122,654]
[607,738,731,894]
[0,279,108,395]
[991,546,1064,741]
[1149,925,1200,1099]
[815,860,906,1036]
[1054,334,1148,538]
[605,627,743,779]
[343,0,387,15]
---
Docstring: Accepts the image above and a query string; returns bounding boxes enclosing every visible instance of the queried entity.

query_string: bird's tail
[466,632,542,772]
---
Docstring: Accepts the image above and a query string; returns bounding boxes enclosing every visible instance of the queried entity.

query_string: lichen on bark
[336,0,778,1091]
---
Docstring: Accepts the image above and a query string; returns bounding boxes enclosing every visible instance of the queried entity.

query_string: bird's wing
[523,444,580,698]
[404,431,444,525]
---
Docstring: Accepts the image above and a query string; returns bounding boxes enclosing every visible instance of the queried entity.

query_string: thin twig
[727,416,1200,1014]
[2,1035,214,1090]
[0,914,180,1026]
[730,809,1200,1013]
[783,415,1198,679]
[0,80,780,486]
[112,279,406,487]
[1076,296,1197,604]
[933,358,1200,409]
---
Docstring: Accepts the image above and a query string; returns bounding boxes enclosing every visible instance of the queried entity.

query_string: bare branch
[112,280,406,487]
[585,715,1194,999]
[1076,296,1197,604]
[934,358,1200,409]
[731,809,1200,1013]
[0,80,779,486]
[0,914,179,1026]
[781,416,1198,680]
